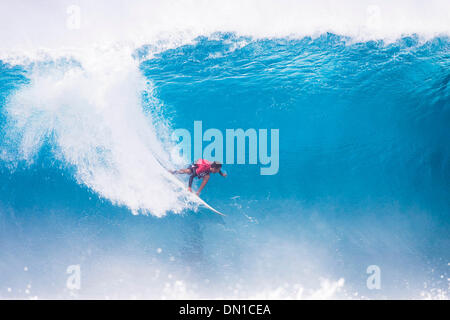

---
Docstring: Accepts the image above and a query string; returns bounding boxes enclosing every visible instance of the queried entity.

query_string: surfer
[171,159,227,195]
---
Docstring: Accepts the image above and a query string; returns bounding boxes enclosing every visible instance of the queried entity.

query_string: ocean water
[0,1,449,299]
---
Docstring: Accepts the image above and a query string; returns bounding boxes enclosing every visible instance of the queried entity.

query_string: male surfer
[171,159,227,195]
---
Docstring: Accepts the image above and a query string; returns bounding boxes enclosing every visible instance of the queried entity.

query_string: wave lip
[1,0,450,56]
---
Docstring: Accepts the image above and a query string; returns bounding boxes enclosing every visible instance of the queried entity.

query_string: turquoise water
[0,33,449,299]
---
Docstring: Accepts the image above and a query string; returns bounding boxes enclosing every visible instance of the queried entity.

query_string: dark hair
[211,161,222,169]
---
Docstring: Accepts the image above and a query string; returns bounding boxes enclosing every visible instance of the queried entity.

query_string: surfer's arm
[196,174,210,195]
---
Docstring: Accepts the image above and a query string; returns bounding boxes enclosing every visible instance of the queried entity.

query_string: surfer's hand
[196,191,200,196]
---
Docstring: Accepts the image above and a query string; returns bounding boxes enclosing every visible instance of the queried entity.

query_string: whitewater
[0,0,449,299]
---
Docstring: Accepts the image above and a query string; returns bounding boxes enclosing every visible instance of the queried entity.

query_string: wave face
[0,1,449,299]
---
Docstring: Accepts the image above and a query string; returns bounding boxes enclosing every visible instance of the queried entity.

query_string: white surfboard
[155,157,226,216]
[192,193,226,216]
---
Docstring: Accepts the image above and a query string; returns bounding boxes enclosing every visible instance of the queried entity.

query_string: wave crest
[2,50,190,216]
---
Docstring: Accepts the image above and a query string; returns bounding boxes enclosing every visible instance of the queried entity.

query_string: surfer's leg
[172,168,192,174]
[187,165,198,192]
[188,174,195,191]
[173,164,197,175]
